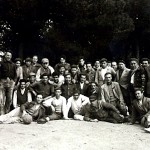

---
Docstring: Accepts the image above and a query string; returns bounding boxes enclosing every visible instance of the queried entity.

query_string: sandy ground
[0,120,150,150]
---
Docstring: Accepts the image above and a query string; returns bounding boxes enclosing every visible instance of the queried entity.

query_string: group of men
[0,50,150,132]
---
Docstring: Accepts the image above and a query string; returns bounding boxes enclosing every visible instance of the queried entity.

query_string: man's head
[19,79,26,89]
[118,60,125,70]
[54,88,62,97]
[94,60,100,69]
[41,58,49,69]
[25,57,32,67]
[65,73,71,84]
[73,89,80,100]
[41,73,49,83]
[141,58,149,68]
[15,58,22,67]
[134,89,144,100]
[52,72,59,83]
[86,62,93,71]
[100,58,107,69]
[79,56,85,66]
[130,58,139,70]
[59,65,65,74]
[60,55,66,64]
[80,73,86,83]
[111,61,117,71]
[32,55,38,64]
[90,82,97,90]
[29,72,36,83]
[71,65,78,75]
[5,50,12,61]
[36,94,43,103]
[105,72,112,84]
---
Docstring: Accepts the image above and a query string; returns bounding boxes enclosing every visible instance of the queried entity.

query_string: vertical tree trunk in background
[135,38,140,60]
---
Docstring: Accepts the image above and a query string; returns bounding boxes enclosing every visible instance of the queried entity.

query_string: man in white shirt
[43,88,68,120]
[66,90,90,120]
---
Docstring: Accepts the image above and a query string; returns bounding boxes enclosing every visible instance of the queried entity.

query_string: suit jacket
[101,82,125,104]
[76,82,89,96]
[145,66,150,95]
[131,97,150,124]
[115,68,130,89]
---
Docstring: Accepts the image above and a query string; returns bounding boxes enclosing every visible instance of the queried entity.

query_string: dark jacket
[20,101,45,120]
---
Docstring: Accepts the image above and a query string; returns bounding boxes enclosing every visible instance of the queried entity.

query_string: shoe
[37,118,47,124]
[144,127,150,133]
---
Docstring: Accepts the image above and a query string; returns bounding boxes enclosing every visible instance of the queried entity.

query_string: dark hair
[134,88,144,93]
[100,58,107,63]
[60,55,66,60]
[19,79,27,83]
[141,58,149,63]
[40,73,49,78]
[15,58,22,63]
[52,72,59,77]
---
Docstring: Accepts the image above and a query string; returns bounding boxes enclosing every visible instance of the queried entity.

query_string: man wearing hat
[36,58,54,81]
[115,60,131,112]
[55,55,71,73]
[22,57,32,80]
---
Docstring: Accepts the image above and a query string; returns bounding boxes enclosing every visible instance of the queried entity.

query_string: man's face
[26,61,31,67]
[29,76,36,83]
[33,56,38,64]
[87,64,92,71]
[42,62,49,68]
[42,75,49,83]
[53,76,59,83]
[73,93,79,100]
[5,52,12,61]
[105,74,112,83]
[20,82,26,89]
[80,75,86,83]
[71,68,77,75]
[55,90,62,97]
[95,61,100,68]
[101,61,107,68]
[118,62,125,70]
[112,62,117,70]
[36,95,43,103]
[91,83,96,90]
[59,67,65,74]
[65,75,71,83]
[15,61,21,67]
[142,61,149,68]
[60,58,66,64]
[130,61,138,70]
[79,59,85,66]
[135,91,143,100]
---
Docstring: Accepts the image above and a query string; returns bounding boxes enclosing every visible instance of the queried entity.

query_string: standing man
[0,50,16,114]
[31,55,41,74]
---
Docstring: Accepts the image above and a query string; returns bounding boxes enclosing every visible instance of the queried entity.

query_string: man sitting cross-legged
[66,89,90,121]
[0,94,46,124]
[43,88,69,121]
[84,96,124,123]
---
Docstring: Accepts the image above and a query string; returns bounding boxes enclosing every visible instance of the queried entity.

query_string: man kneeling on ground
[0,94,45,124]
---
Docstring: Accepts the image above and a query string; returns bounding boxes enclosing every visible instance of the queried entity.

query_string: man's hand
[90,119,99,122]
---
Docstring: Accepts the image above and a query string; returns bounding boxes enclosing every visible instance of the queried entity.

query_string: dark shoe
[37,118,47,124]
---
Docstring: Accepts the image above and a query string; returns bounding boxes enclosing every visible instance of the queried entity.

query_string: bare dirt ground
[0,120,150,150]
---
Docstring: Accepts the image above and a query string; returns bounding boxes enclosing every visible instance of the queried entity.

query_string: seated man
[43,88,68,121]
[84,96,124,123]
[0,94,45,124]
[131,88,150,132]
[66,90,90,120]
[101,72,128,118]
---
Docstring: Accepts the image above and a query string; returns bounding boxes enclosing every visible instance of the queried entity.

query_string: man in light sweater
[43,88,68,120]
[66,89,90,120]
